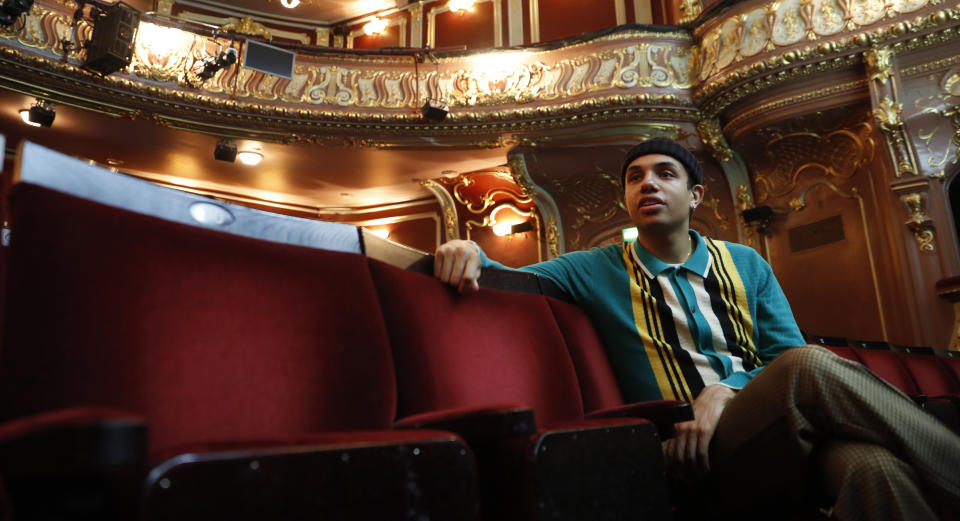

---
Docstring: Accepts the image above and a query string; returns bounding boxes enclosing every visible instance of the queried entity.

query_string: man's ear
[690,184,705,208]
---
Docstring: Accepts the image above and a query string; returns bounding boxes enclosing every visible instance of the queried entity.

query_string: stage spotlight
[18,100,55,128]
[0,0,34,27]
[85,1,140,75]
[214,138,237,162]
[197,48,238,81]
[421,99,448,123]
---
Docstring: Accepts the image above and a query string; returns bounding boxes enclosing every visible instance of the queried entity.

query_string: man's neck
[636,227,692,265]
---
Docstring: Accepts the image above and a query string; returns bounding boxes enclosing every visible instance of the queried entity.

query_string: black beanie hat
[620,138,703,186]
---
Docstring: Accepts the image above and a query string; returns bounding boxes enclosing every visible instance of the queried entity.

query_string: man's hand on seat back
[434,240,482,293]
[664,384,736,481]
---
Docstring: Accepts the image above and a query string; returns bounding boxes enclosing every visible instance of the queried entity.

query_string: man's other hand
[434,240,482,293]
[664,384,736,481]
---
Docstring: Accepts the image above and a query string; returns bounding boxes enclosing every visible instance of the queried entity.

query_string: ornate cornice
[1,0,959,144]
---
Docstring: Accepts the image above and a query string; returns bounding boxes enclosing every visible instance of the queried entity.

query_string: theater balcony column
[507,150,564,259]
[696,118,758,253]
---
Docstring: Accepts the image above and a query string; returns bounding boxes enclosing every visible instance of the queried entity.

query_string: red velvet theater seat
[545,298,691,436]
[0,142,479,521]
[369,258,673,521]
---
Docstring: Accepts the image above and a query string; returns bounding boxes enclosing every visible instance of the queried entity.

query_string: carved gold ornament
[549,172,622,250]
[680,0,703,24]
[696,118,733,162]
[700,197,731,230]
[872,96,903,131]
[751,120,875,202]
[221,17,272,39]
[419,179,460,241]
[865,46,894,85]
[902,192,936,252]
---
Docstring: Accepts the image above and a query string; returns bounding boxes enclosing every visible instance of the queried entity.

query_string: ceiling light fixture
[449,0,474,13]
[18,99,55,128]
[363,16,387,36]
[237,150,263,166]
[280,0,300,7]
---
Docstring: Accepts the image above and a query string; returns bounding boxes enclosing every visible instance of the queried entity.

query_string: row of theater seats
[805,334,960,433]
[0,141,691,521]
[1,141,957,520]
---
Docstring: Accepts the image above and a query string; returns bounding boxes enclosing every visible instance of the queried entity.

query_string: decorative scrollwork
[903,192,936,252]
[751,119,875,202]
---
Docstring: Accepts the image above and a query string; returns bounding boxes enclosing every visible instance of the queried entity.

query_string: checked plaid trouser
[695,345,960,521]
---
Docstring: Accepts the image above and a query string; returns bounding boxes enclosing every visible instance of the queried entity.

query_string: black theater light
[0,0,34,27]
[18,100,55,128]
[197,47,238,82]
[214,138,237,162]
[742,205,774,234]
[85,1,140,75]
[421,99,448,123]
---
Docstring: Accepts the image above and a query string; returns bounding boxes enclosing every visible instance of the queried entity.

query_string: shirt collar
[631,230,711,279]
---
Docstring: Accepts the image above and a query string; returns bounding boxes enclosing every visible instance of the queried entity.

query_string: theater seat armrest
[585,401,692,439]
[0,406,146,472]
[395,404,536,443]
[0,407,147,519]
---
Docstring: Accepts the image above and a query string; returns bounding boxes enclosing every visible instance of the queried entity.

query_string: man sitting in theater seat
[433,138,960,521]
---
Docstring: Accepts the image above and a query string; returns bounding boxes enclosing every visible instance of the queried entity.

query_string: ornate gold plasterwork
[750,120,875,203]
[725,79,869,134]
[865,46,894,84]
[697,118,733,162]
[452,173,533,214]
[549,172,623,250]
[546,218,560,258]
[222,17,272,39]
[419,179,460,241]
[680,0,703,24]
[697,0,943,87]
[911,67,960,178]
[700,196,731,230]
[737,184,753,211]
[903,192,936,252]
[865,46,919,177]
[697,3,960,121]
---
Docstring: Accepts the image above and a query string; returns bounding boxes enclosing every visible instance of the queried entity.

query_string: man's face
[623,153,704,233]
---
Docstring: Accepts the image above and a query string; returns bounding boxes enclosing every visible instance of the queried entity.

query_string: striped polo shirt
[480,231,805,403]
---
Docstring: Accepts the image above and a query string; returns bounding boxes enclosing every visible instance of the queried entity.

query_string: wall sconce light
[280,0,300,7]
[492,220,533,237]
[237,150,263,166]
[621,227,638,242]
[368,228,390,239]
[449,0,474,13]
[363,16,387,36]
[19,99,55,128]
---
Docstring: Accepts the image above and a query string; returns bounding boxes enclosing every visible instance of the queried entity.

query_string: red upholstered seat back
[820,345,861,363]
[895,353,960,396]
[941,355,960,386]
[852,348,920,395]
[0,186,397,452]
[545,298,625,412]
[368,259,585,428]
